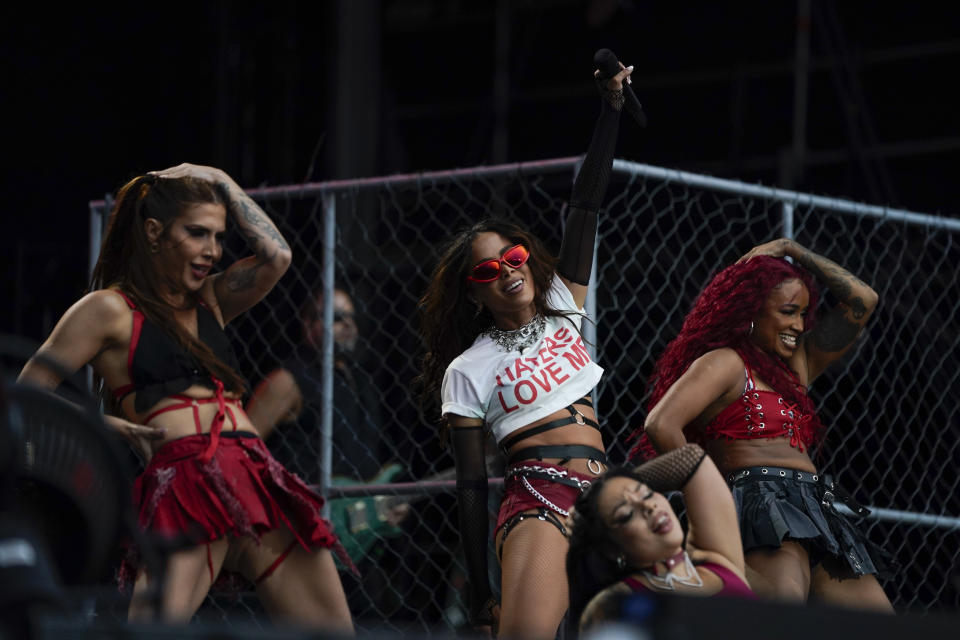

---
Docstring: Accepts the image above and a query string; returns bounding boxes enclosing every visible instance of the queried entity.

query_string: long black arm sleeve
[556,96,622,286]
[451,425,495,625]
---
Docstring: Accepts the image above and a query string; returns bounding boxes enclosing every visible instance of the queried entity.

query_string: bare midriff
[705,436,817,477]
[503,397,606,477]
[123,384,260,453]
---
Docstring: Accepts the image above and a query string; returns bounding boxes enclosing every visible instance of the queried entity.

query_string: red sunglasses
[467,244,531,283]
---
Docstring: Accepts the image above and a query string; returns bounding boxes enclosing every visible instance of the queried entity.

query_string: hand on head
[148,162,229,185]
[736,238,795,264]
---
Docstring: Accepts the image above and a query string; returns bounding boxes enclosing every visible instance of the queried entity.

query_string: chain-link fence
[88,157,960,630]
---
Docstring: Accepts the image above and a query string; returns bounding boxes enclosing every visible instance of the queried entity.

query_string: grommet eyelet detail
[757,412,764,419]
[779,470,786,477]
[780,409,786,415]
[758,422,765,429]
[813,475,819,481]
[761,468,768,474]
[778,397,784,404]
[753,393,759,400]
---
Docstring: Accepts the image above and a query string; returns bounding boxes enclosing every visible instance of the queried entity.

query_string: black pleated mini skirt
[727,466,895,578]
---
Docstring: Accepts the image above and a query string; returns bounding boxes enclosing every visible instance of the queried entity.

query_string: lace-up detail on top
[704,367,818,453]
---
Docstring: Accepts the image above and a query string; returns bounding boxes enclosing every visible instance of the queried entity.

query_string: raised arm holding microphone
[417,52,643,639]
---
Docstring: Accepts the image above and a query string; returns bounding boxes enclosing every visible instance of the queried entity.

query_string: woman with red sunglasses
[418,61,634,639]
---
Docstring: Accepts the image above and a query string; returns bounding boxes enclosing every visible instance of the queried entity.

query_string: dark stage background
[3,0,959,345]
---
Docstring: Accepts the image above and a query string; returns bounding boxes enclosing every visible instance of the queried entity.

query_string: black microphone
[593,48,647,128]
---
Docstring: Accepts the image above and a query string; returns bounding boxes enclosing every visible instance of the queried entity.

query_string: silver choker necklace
[485,314,545,353]
[640,551,704,591]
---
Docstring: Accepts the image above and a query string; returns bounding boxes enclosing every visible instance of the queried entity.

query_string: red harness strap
[254,540,299,584]
[112,290,145,401]
[142,379,243,463]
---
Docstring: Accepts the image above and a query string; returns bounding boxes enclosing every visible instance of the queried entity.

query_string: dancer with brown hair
[418,61,635,638]
[18,163,354,632]
[633,238,894,611]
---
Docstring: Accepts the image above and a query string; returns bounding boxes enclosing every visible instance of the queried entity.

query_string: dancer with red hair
[633,237,894,611]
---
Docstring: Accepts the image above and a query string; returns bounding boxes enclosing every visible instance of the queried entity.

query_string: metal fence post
[320,192,336,518]
[782,201,795,240]
[88,196,110,397]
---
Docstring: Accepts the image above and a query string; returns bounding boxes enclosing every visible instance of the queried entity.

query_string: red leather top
[703,366,816,453]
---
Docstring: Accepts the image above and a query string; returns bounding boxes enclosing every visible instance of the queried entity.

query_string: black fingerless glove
[632,443,706,493]
[451,425,494,626]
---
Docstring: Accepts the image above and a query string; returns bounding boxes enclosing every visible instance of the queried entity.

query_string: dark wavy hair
[566,466,651,630]
[416,218,578,435]
[630,255,822,460]
[91,174,247,408]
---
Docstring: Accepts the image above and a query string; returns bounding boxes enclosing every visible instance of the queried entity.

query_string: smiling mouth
[191,264,211,278]
[779,333,798,348]
[504,278,523,293]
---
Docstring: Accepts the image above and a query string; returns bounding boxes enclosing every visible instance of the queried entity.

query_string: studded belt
[727,465,820,484]
[727,465,871,517]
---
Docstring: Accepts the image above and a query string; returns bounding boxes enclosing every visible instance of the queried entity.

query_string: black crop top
[111,290,243,414]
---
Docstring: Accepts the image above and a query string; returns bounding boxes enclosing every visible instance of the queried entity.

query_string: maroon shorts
[120,432,350,587]
[495,461,594,535]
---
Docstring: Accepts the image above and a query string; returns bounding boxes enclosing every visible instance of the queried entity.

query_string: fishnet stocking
[497,516,571,640]
[633,443,706,493]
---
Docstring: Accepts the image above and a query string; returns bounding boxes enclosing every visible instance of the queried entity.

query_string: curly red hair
[630,256,823,460]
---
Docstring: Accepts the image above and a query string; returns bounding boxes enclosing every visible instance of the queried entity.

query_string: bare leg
[496,516,570,640]
[744,540,811,603]
[235,527,354,635]
[810,560,894,613]
[128,538,229,623]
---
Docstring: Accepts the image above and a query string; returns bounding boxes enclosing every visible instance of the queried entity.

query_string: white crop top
[441,275,604,443]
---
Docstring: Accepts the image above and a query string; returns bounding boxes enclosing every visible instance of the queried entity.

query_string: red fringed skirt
[119,432,351,587]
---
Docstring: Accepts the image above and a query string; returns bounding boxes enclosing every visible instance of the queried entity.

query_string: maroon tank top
[622,562,756,599]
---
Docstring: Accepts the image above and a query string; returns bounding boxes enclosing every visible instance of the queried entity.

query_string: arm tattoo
[226,186,291,254]
[795,248,868,314]
[811,306,862,352]
[795,247,872,352]
[223,259,266,293]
